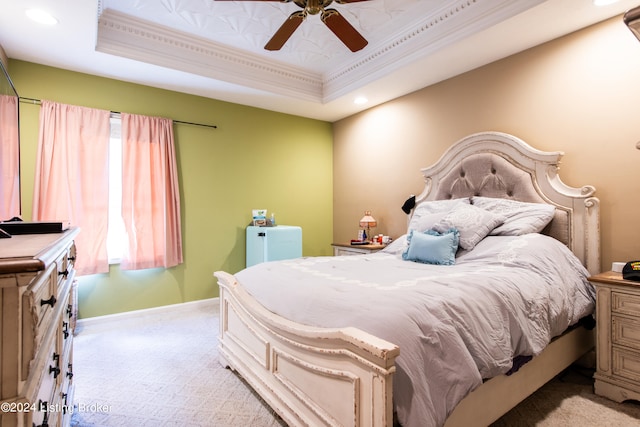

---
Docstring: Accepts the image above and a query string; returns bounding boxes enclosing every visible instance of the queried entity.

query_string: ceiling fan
[216,0,371,52]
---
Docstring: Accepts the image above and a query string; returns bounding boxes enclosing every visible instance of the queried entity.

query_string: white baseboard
[77,297,219,328]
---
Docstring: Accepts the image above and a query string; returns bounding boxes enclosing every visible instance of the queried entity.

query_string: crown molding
[322,0,544,101]
[96,9,324,101]
[96,0,543,104]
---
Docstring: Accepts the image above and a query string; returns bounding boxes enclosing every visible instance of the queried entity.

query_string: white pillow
[431,204,506,250]
[380,234,407,256]
[412,212,449,233]
[471,197,555,236]
[407,198,470,233]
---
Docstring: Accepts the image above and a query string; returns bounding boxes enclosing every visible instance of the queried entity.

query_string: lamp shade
[359,211,377,228]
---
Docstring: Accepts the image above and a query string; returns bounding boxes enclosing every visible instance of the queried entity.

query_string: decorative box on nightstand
[590,271,640,403]
[331,243,387,256]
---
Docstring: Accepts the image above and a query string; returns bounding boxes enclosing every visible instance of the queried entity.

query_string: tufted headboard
[411,131,601,274]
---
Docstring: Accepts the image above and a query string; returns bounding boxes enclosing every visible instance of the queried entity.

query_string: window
[106,116,127,263]
[34,101,182,274]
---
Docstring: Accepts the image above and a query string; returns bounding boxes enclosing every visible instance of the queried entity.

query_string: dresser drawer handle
[63,321,69,339]
[49,364,60,378]
[40,295,57,307]
[35,400,50,427]
[35,416,50,427]
[67,363,74,379]
[61,392,70,413]
[68,256,76,262]
[58,269,69,278]
[49,353,60,378]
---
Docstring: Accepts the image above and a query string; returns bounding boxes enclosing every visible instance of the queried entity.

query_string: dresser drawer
[21,264,59,381]
[55,243,76,291]
[59,292,74,388]
[28,354,59,427]
[22,263,58,329]
[59,344,74,423]
[612,291,640,317]
[612,315,640,350]
[22,334,62,427]
[612,346,640,383]
[334,247,361,256]
[55,249,69,290]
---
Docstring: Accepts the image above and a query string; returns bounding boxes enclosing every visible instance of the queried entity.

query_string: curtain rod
[18,96,217,129]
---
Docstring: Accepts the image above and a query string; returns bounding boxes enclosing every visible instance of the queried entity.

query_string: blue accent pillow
[402,228,460,265]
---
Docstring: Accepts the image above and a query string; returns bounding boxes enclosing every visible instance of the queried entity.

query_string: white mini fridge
[246,225,302,267]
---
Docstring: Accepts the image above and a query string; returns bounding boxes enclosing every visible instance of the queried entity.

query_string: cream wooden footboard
[215,270,400,427]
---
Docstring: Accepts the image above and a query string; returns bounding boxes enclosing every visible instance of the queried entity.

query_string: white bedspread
[234,234,595,427]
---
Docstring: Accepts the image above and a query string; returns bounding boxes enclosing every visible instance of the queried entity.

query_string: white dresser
[591,270,640,403]
[331,242,387,256]
[0,228,79,427]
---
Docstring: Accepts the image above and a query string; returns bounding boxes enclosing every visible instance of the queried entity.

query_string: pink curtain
[33,100,111,275]
[0,94,20,219]
[120,113,183,270]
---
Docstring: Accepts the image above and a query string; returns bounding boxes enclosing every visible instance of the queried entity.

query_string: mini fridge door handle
[246,225,302,267]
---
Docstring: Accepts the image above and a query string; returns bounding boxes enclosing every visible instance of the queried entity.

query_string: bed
[214,131,601,427]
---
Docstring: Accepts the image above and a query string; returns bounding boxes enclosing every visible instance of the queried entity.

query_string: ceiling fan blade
[265,11,306,51]
[321,9,367,52]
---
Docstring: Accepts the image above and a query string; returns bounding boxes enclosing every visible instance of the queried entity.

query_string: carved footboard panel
[215,271,400,427]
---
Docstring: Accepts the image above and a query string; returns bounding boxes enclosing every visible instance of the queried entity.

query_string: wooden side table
[590,271,640,403]
[331,242,387,256]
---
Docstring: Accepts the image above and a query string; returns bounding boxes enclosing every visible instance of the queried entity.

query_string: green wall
[10,60,334,319]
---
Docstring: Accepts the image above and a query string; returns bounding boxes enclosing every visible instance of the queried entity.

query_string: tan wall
[333,16,640,272]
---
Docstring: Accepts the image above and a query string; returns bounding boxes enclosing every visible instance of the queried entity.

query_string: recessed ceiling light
[354,96,368,105]
[25,8,58,26]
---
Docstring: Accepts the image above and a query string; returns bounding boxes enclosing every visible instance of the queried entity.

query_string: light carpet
[70,299,640,427]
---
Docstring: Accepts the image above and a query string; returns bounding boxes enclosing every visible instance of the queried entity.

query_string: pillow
[412,211,450,233]
[407,198,470,232]
[402,228,459,265]
[380,234,407,256]
[431,204,505,250]
[471,197,556,236]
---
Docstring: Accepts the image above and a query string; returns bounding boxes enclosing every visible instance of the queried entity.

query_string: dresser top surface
[0,228,79,274]
[589,270,640,288]
[332,242,388,250]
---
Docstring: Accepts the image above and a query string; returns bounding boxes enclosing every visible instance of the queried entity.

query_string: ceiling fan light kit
[216,0,370,52]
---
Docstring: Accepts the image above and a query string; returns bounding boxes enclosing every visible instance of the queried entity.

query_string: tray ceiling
[0,0,638,121]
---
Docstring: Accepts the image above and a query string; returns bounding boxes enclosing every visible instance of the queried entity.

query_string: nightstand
[331,243,387,256]
[591,271,640,403]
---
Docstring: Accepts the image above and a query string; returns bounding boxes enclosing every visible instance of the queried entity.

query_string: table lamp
[359,211,377,242]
